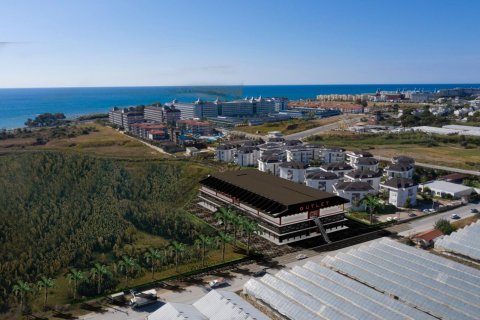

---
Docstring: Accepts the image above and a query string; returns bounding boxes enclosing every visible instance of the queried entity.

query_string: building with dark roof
[215,144,237,162]
[385,162,414,179]
[305,170,339,193]
[199,170,348,244]
[333,181,376,211]
[258,154,282,176]
[392,155,415,165]
[380,178,418,207]
[320,162,353,180]
[346,150,373,166]
[354,157,379,172]
[345,169,382,193]
[279,161,308,183]
[234,146,260,167]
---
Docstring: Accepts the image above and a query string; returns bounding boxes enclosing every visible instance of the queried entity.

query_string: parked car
[471,208,479,213]
[296,254,308,260]
[253,269,267,277]
[129,289,157,308]
[408,213,417,217]
[209,277,228,288]
[451,213,460,220]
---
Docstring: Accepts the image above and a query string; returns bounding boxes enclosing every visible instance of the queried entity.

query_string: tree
[37,276,55,309]
[66,269,84,300]
[404,197,412,209]
[117,256,138,287]
[144,248,163,279]
[230,213,244,244]
[434,219,455,235]
[194,234,213,267]
[169,241,186,272]
[241,219,261,255]
[215,207,234,232]
[90,263,109,295]
[216,232,233,263]
[360,195,383,224]
[12,280,33,313]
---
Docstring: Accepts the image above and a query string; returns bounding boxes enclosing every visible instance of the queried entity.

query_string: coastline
[1,84,479,130]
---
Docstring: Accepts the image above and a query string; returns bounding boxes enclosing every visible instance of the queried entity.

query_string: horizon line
[2,82,480,90]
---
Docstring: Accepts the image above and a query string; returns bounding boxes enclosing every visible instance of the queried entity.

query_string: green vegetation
[399,106,451,127]
[25,112,67,127]
[434,219,456,235]
[360,195,384,224]
[236,116,341,135]
[0,151,221,313]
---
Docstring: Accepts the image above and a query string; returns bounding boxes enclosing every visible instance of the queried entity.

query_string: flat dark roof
[200,170,347,216]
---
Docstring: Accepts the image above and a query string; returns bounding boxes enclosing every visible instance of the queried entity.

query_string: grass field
[236,116,342,135]
[308,131,480,171]
[0,124,168,159]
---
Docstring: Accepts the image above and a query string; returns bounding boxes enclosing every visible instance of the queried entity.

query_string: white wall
[279,167,305,183]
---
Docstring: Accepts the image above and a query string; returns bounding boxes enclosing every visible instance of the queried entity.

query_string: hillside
[0,150,217,313]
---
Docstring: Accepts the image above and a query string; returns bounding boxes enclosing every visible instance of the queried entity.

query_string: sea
[1,84,479,129]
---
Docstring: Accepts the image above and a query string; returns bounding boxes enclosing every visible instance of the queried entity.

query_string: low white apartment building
[215,144,237,162]
[392,155,415,166]
[381,178,418,207]
[345,169,382,193]
[286,147,315,165]
[279,161,307,183]
[258,154,282,176]
[318,147,346,164]
[305,171,339,193]
[234,146,259,167]
[333,181,376,211]
[353,157,379,172]
[320,162,354,181]
[385,162,414,179]
[345,150,374,166]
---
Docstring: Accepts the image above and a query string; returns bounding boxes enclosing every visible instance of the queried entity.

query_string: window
[318,181,326,191]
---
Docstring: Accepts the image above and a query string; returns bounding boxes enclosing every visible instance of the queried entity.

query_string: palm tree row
[214,207,262,255]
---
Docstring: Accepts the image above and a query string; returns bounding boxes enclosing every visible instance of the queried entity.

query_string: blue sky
[1,0,480,88]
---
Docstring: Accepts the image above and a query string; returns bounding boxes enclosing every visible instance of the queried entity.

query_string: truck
[129,289,158,308]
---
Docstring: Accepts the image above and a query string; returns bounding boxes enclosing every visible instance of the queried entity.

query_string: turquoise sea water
[0,84,479,129]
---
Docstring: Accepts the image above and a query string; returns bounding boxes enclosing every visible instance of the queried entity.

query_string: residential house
[279,161,308,183]
[305,170,339,192]
[381,178,418,207]
[345,169,382,193]
[333,181,376,211]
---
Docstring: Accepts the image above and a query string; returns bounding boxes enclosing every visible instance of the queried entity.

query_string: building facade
[199,170,348,244]
[305,171,339,193]
[279,161,308,183]
[108,108,144,131]
[381,178,418,207]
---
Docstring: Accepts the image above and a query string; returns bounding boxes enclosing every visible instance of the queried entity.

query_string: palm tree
[194,234,213,267]
[230,213,244,245]
[117,256,137,287]
[215,207,234,232]
[169,241,186,272]
[37,276,55,309]
[90,263,109,295]
[360,195,383,224]
[241,219,261,255]
[66,269,84,300]
[12,280,32,313]
[144,248,163,279]
[216,232,233,263]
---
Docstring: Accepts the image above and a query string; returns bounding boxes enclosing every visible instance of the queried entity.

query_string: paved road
[375,155,480,176]
[284,115,361,141]
[396,202,479,237]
